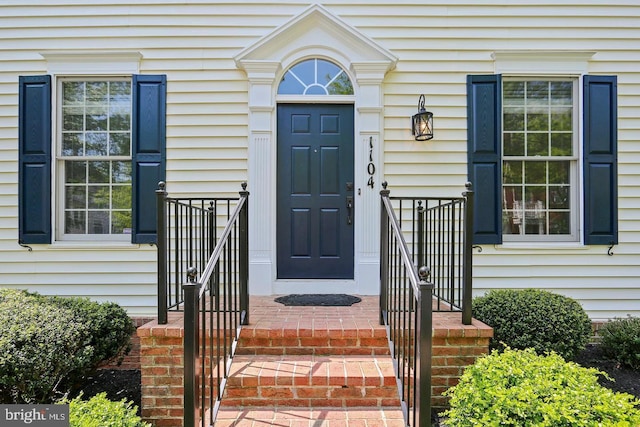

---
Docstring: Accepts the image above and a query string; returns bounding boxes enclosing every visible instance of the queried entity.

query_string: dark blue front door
[277,104,354,279]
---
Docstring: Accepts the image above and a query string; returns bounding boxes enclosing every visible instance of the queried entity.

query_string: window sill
[47,242,153,250]
[493,242,588,251]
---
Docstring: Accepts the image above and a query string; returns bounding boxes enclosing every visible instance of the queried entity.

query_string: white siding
[1,1,639,319]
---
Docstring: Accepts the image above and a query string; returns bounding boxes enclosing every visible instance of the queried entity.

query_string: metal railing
[183,184,249,427]
[379,182,474,427]
[380,183,434,427]
[387,182,474,324]
[156,182,245,324]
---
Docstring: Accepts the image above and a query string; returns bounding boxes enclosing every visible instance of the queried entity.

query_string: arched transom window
[278,58,353,95]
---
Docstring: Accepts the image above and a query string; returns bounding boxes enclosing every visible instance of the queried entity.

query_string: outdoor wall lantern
[411,94,434,141]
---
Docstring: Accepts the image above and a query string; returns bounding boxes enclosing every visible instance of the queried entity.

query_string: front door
[277,104,354,279]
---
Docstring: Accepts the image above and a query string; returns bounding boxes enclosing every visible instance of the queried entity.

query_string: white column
[243,61,280,295]
[351,62,387,294]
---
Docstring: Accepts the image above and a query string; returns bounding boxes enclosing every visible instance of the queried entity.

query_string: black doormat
[274,294,362,307]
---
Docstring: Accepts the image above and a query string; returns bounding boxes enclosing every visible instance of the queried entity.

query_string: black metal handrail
[156,182,244,324]
[380,182,434,427]
[183,183,249,427]
[380,182,474,426]
[388,183,474,324]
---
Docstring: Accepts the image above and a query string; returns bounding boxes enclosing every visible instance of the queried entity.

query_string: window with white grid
[57,78,132,240]
[502,78,579,241]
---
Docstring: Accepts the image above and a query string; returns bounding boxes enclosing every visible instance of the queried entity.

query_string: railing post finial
[187,267,198,283]
[380,181,390,198]
[464,181,474,198]
[418,265,430,282]
[240,182,249,197]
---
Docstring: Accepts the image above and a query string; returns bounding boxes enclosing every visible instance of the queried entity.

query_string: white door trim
[234,4,397,295]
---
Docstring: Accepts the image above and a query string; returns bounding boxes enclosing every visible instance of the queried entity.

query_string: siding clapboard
[0,0,639,319]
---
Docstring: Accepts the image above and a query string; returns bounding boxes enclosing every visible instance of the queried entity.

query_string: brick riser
[222,354,399,408]
[236,328,390,356]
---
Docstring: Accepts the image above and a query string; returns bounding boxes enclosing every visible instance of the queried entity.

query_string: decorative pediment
[234,4,397,76]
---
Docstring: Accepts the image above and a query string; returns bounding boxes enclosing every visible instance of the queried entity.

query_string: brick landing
[138,296,492,426]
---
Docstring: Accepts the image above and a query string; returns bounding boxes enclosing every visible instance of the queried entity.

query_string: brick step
[236,324,390,356]
[221,354,401,408]
[215,406,406,427]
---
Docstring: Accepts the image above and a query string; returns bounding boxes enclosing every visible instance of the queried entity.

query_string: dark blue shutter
[18,75,52,244]
[467,75,502,244]
[132,75,166,244]
[584,75,617,245]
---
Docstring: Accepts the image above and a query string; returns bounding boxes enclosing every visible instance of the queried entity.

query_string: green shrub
[442,347,640,426]
[0,289,134,403]
[47,295,134,371]
[67,393,150,427]
[599,316,640,371]
[0,289,92,403]
[472,288,592,359]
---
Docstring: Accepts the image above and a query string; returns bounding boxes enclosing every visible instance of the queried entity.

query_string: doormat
[274,294,362,307]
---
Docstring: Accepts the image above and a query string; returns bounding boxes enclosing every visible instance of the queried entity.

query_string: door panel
[319,208,339,256]
[277,104,354,279]
[291,147,311,193]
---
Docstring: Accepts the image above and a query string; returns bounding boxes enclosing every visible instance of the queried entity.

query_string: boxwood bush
[472,288,592,360]
[0,288,134,403]
[442,348,640,426]
[46,295,135,373]
[67,393,150,427]
[599,316,640,371]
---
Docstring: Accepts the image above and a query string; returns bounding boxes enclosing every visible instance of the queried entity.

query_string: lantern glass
[411,94,434,141]
[412,111,433,141]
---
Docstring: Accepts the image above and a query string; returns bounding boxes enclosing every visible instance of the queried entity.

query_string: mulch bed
[573,343,640,398]
[71,369,142,415]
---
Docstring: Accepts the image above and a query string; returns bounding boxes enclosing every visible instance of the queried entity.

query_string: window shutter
[132,75,166,244]
[18,75,52,244]
[583,75,617,245]
[467,74,502,244]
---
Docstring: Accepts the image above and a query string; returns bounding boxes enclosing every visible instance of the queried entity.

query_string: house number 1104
[367,136,375,188]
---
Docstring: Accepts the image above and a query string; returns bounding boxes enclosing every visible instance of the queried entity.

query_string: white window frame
[501,76,580,243]
[55,76,133,242]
